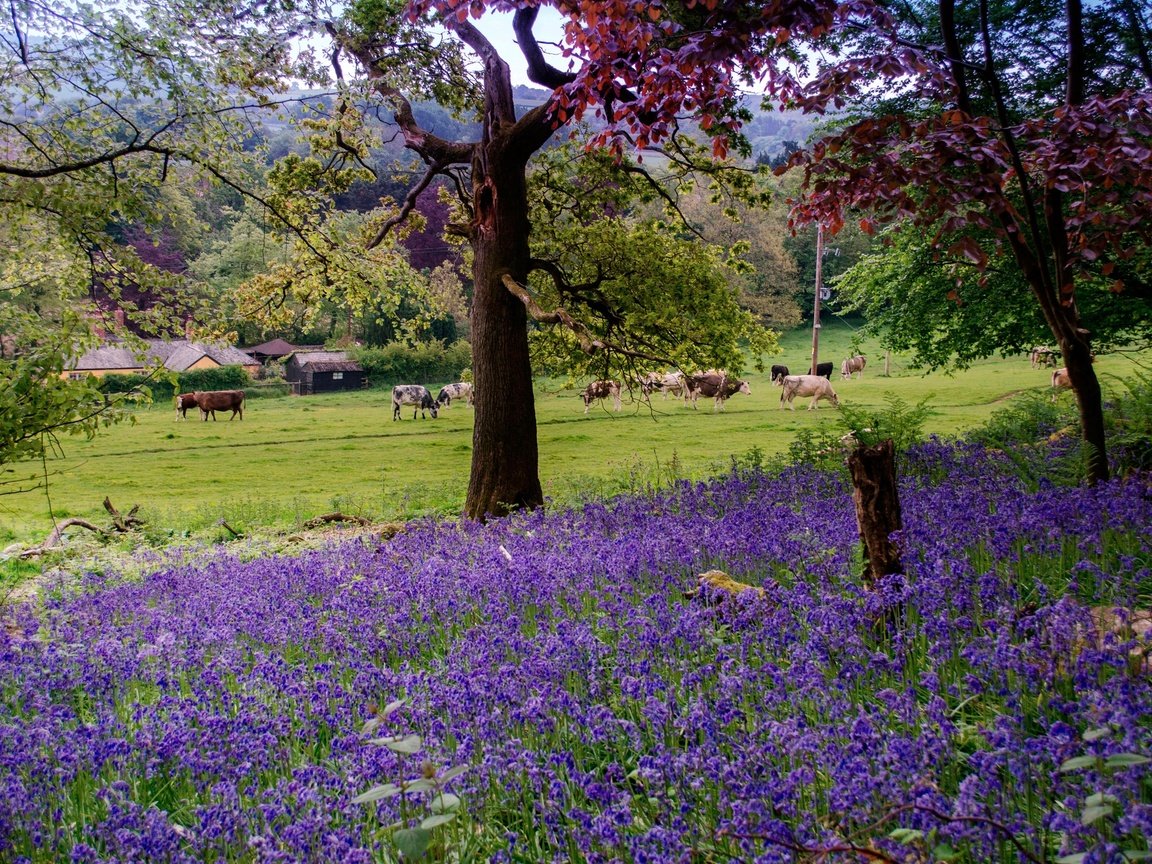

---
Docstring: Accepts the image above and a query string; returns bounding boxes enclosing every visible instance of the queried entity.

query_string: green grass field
[2,322,1145,543]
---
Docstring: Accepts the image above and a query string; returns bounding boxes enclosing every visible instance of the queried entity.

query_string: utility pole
[810,223,824,376]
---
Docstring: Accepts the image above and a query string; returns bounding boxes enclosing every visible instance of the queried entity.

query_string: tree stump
[846,439,903,589]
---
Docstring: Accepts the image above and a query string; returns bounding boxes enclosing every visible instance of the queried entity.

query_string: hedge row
[98,366,250,401]
[352,340,471,389]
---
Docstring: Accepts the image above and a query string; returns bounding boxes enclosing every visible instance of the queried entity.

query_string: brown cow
[195,390,245,421]
[1051,367,1072,401]
[684,372,751,412]
[175,392,198,421]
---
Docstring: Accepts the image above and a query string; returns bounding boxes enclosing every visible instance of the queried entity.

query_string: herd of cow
[176,347,1076,424]
[579,354,870,414]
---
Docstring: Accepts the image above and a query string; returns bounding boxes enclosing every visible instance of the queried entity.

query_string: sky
[471,6,568,88]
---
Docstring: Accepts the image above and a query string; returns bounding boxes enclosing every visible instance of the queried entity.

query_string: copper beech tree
[784,0,1152,484]
[320,0,851,518]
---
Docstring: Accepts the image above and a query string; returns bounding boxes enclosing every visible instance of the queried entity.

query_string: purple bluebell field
[1,441,1150,863]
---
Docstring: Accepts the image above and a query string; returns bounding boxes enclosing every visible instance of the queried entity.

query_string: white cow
[780,374,840,410]
[640,371,686,400]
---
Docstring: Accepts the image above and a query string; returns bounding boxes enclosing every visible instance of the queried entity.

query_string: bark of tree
[847,439,903,589]
[465,142,544,518]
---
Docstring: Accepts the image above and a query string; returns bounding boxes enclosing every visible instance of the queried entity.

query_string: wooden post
[846,439,903,589]
[810,223,824,376]
[884,350,891,377]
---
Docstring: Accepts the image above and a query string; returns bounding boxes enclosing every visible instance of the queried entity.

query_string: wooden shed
[283,351,366,395]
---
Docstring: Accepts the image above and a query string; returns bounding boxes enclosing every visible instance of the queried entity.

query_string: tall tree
[316,0,841,518]
[782,0,1152,483]
[0,0,309,474]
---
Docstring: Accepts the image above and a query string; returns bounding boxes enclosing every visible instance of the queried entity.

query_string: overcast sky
[472,6,568,88]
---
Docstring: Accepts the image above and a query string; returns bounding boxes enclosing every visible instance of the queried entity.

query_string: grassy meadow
[2,322,1146,544]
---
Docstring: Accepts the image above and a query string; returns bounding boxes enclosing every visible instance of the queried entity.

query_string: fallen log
[19,518,110,558]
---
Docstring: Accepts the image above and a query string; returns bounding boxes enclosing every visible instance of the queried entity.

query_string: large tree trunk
[1061,332,1109,484]
[463,142,544,520]
[847,439,903,589]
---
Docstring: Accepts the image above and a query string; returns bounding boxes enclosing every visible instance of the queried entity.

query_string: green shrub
[352,341,471,389]
[1102,371,1152,473]
[965,391,1075,449]
[98,366,251,402]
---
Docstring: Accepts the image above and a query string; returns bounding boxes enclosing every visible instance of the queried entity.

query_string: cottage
[65,340,259,379]
[283,351,366,395]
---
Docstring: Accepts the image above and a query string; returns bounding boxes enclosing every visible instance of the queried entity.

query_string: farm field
[2,323,1146,544]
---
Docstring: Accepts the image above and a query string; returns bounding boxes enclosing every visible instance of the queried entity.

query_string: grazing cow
[780,374,839,410]
[841,355,867,380]
[771,365,790,385]
[808,361,834,379]
[392,385,439,420]
[684,372,751,412]
[175,392,198,421]
[436,382,474,407]
[581,380,622,413]
[1051,367,1072,401]
[194,390,245,421]
[1031,346,1059,368]
[640,371,686,400]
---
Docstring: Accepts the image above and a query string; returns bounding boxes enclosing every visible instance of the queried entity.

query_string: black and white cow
[392,385,439,420]
[436,382,474,407]
[808,361,834,379]
[684,372,751,411]
[771,365,790,385]
[581,380,622,414]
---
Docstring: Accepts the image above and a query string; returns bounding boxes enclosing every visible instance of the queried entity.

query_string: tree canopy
[781,0,1152,483]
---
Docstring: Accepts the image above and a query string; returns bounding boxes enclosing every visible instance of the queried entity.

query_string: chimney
[185,317,194,340]
[114,308,125,328]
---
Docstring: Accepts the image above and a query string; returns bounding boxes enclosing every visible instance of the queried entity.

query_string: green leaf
[393,827,432,860]
[352,783,403,803]
[1081,804,1115,826]
[1059,755,1099,772]
[438,765,469,782]
[1083,727,1112,742]
[1105,754,1150,769]
[430,792,461,814]
[1056,854,1087,864]
[382,698,407,718]
[1121,851,1152,861]
[368,734,422,754]
[1085,792,1120,807]
[419,813,457,829]
[933,842,960,861]
[401,778,436,794]
[889,828,924,844]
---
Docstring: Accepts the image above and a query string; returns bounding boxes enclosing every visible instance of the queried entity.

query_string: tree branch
[513,7,576,90]
[501,272,669,365]
[367,157,453,249]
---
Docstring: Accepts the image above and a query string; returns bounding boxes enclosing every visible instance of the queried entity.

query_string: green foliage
[1103,372,1152,474]
[834,227,1152,371]
[837,392,936,454]
[355,699,470,861]
[97,367,251,401]
[1056,728,1151,863]
[351,341,471,388]
[965,392,1075,450]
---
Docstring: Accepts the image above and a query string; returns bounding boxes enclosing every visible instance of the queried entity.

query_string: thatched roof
[286,350,363,373]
